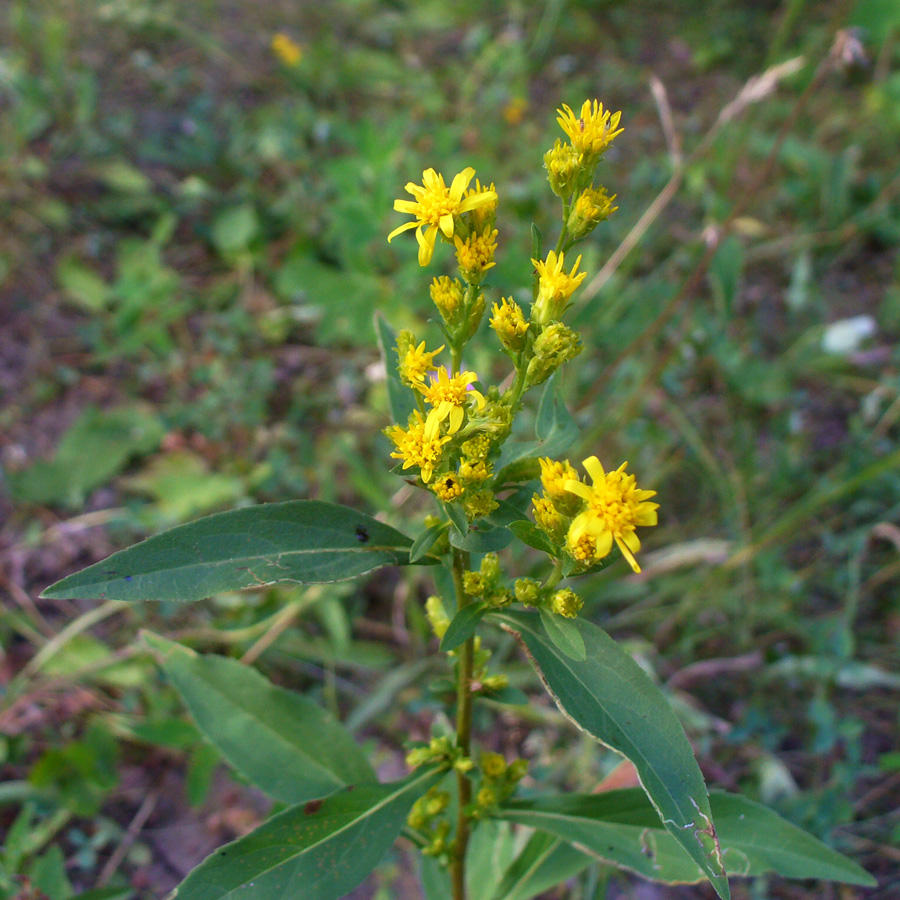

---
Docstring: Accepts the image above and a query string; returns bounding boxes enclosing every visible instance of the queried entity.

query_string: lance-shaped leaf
[492,610,730,900]
[43,500,429,601]
[175,769,443,900]
[497,789,875,887]
[440,602,489,652]
[489,830,591,900]
[143,633,374,804]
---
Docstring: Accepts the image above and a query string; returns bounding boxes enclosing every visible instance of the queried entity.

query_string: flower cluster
[532,455,659,573]
[386,100,654,597]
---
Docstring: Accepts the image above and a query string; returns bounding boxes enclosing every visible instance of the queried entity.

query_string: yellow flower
[385,411,450,483]
[388,168,497,267]
[566,186,618,239]
[543,139,581,198]
[557,100,623,162]
[432,472,464,502]
[430,276,465,324]
[271,33,303,67]
[550,587,583,618]
[564,457,659,573]
[418,368,487,435]
[531,250,586,325]
[538,457,582,515]
[400,340,444,387]
[464,179,498,232]
[490,297,529,352]
[458,458,492,484]
[454,226,498,283]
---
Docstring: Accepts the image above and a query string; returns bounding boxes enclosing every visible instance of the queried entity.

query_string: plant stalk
[450,546,473,900]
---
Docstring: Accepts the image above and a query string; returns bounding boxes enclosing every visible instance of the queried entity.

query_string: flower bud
[490,297,529,353]
[425,595,450,640]
[544,139,582,198]
[514,578,542,605]
[566,186,617,239]
[430,276,465,326]
[526,323,582,387]
[550,587,583,618]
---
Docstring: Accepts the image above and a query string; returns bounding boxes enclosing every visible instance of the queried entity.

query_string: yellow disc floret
[388,168,497,267]
[564,457,659,573]
[432,472,464,502]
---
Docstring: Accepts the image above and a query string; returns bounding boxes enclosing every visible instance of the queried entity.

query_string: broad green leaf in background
[449,523,514,553]
[491,610,730,900]
[143,633,374,805]
[174,769,443,900]
[489,831,591,900]
[375,312,417,426]
[8,405,164,508]
[497,789,875,887]
[440,601,489,652]
[43,500,430,601]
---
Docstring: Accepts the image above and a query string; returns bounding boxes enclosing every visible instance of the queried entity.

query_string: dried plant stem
[451,546,473,900]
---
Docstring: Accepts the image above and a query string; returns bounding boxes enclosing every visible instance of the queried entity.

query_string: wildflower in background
[455,227,498,283]
[531,250,586,325]
[389,168,497,267]
[400,339,444,388]
[564,457,659,573]
[557,100,623,164]
[386,411,450,483]
[566,186,618,239]
[490,298,529,352]
[419,368,486,435]
[502,97,527,125]
[271,33,303,67]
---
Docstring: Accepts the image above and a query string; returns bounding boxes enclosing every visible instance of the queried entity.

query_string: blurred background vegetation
[1,0,899,898]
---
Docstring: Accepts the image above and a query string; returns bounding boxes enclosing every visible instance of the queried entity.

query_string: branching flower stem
[451,546,473,900]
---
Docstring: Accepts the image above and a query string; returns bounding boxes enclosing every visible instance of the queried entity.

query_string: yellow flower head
[543,139,581,198]
[455,226,498,284]
[271,33,303,67]
[464,179,498,232]
[539,457,580,506]
[531,250,587,325]
[458,458,492,484]
[430,276,465,324]
[550,587,583,618]
[385,410,450,483]
[564,457,659,573]
[419,368,487,435]
[532,494,567,543]
[490,297,529,352]
[432,471,464,502]
[399,339,444,387]
[567,186,618,239]
[388,168,497,267]
[557,100,623,163]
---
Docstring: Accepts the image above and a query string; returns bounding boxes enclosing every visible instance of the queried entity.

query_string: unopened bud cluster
[468,753,529,819]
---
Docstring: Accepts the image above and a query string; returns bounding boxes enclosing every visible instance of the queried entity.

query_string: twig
[97,789,161,886]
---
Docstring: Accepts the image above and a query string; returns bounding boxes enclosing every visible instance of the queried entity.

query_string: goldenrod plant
[43,100,874,900]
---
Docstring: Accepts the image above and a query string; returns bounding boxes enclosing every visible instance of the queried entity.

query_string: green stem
[450,546,473,900]
[543,558,564,591]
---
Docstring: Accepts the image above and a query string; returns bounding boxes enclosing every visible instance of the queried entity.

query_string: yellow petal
[582,456,606,484]
[394,199,420,213]
[615,536,640,573]
[564,479,592,500]
[439,213,455,238]
[417,225,438,266]
[449,167,476,201]
[594,530,614,558]
[388,220,419,242]
[458,190,497,213]
[448,406,464,434]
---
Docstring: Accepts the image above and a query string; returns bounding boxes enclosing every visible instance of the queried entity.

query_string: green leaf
[539,609,586,662]
[449,523,513,553]
[490,830,591,900]
[443,500,469,535]
[56,256,110,311]
[491,610,730,900]
[440,602,489,652]
[9,405,164,508]
[375,312,417,426]
[43,500,428,601]
[211,203,258,256]
[410,520,448,564]
[497,789,875,888]
[509,521,558,556]
[174,769,443,900]
[530,223,542,263]
[144,633,374,804]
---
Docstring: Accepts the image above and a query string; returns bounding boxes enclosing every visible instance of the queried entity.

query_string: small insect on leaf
[355,526,370,543]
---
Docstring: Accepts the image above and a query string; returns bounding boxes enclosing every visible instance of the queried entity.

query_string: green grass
[1,0,899,897]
